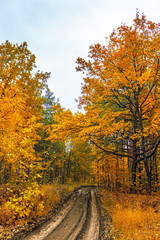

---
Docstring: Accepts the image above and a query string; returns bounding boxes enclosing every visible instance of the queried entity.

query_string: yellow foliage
[4,183,44,224]
[0,41,50,184]
[48,12,160,193]
[101,190,160,240]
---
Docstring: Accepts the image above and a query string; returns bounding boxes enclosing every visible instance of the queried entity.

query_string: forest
[0,11,160,238]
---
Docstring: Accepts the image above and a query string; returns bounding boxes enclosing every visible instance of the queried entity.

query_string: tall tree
[49,12,160,193]
[76,11,160,193]
[0,41,50,184]
[34,89,66,183]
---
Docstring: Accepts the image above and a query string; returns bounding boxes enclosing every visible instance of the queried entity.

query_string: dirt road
[9,186,112,240]
[23,186,102,240]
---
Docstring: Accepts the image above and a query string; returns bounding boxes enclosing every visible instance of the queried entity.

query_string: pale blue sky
[0,0,159,112]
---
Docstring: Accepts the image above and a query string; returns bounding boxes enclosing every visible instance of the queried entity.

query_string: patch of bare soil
[10,186,112,240]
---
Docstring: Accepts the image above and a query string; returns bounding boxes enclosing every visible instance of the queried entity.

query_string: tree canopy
[49,12,160,193]
[0,41,50,184]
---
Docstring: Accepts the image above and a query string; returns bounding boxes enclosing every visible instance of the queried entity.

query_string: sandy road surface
[24,186,100,240]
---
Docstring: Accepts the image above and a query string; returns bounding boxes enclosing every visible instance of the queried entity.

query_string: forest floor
[100,189,160,240]
[3,186,112,240]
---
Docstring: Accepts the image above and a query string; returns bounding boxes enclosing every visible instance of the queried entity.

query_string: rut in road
[24,187,100,240]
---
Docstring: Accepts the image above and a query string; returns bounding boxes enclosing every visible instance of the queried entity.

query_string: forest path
[24,186,101,240]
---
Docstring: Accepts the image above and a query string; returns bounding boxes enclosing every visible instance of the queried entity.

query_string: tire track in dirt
[80,189,100,240]
[24,186,102,240]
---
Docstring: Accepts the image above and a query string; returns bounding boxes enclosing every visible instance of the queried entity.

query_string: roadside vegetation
[0,182,79,238]
[101,189,160,240]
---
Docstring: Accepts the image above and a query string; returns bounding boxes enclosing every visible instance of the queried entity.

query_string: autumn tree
[77,11,160,193]
[49,12,160,194]
[66,138,95,183]
[34,89,66,183]
[0,41,50,184]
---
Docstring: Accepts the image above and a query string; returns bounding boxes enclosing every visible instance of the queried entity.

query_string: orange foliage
[0,41,50,183]
[49,11,160,193]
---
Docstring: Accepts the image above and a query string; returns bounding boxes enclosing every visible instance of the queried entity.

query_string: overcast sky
[0,0,160,112]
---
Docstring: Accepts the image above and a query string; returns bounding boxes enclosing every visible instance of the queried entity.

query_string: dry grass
[40,184,60,215]
[100,189,160,240]
[0,183,77,229]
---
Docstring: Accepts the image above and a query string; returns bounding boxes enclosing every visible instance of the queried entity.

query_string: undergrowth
[100,189,160,240]
[0,182,78,232]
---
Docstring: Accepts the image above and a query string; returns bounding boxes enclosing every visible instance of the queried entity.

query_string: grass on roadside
[100,189,160,240]
[0,182,79,230]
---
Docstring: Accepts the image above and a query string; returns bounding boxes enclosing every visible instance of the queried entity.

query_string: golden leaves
[0,41,50,183]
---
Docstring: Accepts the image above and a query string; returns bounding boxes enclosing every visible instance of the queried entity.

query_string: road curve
[24,186,100,240]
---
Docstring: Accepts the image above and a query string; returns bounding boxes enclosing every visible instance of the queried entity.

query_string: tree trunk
[130,161,137,193]
[144,160,152,195]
